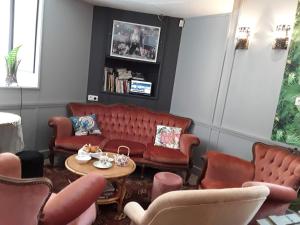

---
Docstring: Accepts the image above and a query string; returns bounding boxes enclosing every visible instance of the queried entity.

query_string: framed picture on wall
[110,20,161,63]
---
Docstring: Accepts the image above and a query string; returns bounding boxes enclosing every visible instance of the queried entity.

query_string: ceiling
[83,0,234,18]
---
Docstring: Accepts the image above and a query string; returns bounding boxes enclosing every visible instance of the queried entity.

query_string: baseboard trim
[0,101,85,110]
[193,120,293,148]
[39,149,49,159]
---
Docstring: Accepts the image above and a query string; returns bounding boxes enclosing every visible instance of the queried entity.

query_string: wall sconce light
[273,24,291,49]
[236,27,250,49]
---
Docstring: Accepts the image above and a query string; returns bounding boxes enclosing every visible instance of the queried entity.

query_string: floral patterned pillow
[154,125,182,149]
[70,114,101,136]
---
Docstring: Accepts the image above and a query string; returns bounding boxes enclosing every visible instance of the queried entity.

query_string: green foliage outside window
[272,0,300,146]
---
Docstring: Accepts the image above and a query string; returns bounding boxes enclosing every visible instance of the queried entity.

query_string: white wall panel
[171,14,230,123]
[0,0,93,152]
[171,0,299,167]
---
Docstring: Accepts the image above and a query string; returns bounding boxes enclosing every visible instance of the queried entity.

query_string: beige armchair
[124,186,270,225]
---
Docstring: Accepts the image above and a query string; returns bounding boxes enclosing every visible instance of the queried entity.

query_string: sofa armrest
[48,116,73,139]
[0,176,52,225]
[42,173,106,225]
[0,153,21,178]
[200,151,255,188]
[124,202,146,225]
[179,134,200,157]
[242,181,297,202]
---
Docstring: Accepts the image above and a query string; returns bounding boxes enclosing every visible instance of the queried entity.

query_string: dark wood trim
[50,147,191,180]
[48,135,55,166]
[0,175,53,225]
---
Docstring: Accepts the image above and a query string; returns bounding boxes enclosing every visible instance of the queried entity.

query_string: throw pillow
[70,114,101,136]
[154,125,182,149]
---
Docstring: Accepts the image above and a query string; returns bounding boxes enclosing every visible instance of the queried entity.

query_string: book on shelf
[132,72,145,81]
[103,67,142,94]
[103,67,113,92]
[116,68,132,80]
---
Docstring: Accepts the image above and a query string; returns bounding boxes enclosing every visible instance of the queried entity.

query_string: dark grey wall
[87,6,182,112]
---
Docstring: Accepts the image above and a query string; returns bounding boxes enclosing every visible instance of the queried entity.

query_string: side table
[65,153,136,212]
[0,112,24,153]
[257,211,300,224]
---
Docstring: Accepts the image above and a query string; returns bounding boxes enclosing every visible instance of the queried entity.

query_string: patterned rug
[44,166,195,225]
[44,165,300,224]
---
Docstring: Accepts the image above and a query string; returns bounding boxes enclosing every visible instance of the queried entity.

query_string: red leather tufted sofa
[48,103,200,178]
[200,142,300,223]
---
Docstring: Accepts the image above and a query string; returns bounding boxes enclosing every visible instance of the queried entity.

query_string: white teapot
[114,146,130,167]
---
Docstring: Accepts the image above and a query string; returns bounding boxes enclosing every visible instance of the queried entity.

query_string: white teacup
[75,154,91,164]
[99,153,109,165]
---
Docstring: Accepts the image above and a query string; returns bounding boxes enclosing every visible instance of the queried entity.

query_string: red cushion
[144,145,188,165]
[103,139,146,156]
[55,135,106,151]
[143,148,151,159]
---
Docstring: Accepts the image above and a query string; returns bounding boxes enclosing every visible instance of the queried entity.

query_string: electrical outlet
[88,95,98,102]
[179,19,185,28]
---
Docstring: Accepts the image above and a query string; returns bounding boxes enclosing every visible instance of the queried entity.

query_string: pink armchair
[200,142,300,223]
[0,153,106,225]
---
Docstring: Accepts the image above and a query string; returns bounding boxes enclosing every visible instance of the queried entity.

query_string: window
[0,0,43,88]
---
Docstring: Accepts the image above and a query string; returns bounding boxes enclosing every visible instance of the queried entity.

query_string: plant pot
[5,74,18,86]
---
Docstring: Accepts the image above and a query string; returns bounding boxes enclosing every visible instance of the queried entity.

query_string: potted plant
[5,45,21,86]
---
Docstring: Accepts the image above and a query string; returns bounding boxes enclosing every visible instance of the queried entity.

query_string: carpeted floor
[44,165,197,225]
[44,163,300,225]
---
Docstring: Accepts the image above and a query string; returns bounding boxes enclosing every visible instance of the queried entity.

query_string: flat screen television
[130,80,152,96]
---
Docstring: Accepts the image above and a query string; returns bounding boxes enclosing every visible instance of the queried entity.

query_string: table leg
[116,177,127,213]
[113,177,128,221]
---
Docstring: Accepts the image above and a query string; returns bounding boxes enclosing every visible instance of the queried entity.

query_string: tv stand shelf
[103,55,161,99]
[87,7,182,111]
[100,91,158,100]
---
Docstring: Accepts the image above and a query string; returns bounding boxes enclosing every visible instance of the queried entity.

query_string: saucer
[92,153,114,162]
[107,157,114,162]
[93,161,112,169]
[90,152,103,159]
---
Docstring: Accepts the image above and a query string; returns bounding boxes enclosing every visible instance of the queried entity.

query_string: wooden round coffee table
[65,153,136,212]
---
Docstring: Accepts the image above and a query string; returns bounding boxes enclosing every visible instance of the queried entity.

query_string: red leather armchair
[0,153,106,225]
[200,142,300,223]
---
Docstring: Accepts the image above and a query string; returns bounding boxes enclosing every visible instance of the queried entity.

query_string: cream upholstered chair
[124,186,270,225]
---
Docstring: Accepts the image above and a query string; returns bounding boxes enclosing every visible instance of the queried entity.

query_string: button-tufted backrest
[67,103,192,145]
[253,142,300,190]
